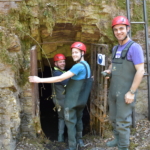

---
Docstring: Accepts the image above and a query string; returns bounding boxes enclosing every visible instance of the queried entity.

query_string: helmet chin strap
[120,33,128,45]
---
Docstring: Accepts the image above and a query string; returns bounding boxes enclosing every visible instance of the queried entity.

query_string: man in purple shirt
[104,16,144,150]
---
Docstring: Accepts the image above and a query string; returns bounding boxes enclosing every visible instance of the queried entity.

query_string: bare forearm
[40,76,64,83]
[29,71,74,83]
[130,65,145,91]
[108,64,112,71]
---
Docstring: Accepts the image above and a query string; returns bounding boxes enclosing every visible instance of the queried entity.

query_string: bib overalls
[108,41,136,148]
[52,69,67,142]
[64,62,93,150]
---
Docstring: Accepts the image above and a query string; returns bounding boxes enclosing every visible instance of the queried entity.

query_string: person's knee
[116,121,131,131]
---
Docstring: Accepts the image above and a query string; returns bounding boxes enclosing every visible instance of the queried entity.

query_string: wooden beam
[30,45,39,117]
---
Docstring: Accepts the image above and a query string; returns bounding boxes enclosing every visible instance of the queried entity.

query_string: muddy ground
[15,119,150,150]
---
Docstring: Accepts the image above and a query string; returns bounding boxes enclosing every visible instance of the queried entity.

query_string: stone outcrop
[0,0,149,149]
[0,26,33,150]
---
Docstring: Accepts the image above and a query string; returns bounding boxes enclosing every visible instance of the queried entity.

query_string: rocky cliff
[0,0,149,149]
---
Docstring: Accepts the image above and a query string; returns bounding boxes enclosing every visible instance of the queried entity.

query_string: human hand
[28,76,41,83]
[102,70,111,79]
[91,76,94,80]
[125,91,135,104]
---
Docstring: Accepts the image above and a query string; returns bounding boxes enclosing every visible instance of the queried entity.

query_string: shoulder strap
[80,62,91,79]
[121,41,135,59]
[112,45,118,60]
[54,67,66,73]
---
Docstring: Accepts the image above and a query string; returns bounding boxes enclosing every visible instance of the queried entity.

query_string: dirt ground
[15,119,150,150]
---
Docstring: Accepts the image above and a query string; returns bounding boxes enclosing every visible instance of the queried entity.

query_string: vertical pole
[126,0,131,38]
[90,44,94,134]
[126,0,135,127]
[30,45,39,117]
[143,0,150,121]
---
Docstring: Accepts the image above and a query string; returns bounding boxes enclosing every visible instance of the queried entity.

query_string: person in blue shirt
[52,53,69,142]
[29,42,93,150]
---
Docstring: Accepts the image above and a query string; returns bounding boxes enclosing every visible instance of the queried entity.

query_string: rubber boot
[64,149,77,150]
[76,132,84,147]
[58,119,65,142]
[65,141,77,150]
[118,148,128,150]
[106,134,119,147]
[65,147,76,150]
[77,139,84,147]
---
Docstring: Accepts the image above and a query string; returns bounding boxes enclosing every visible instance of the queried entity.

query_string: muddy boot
[58,119,65,142]
[77,139,84,147]
[76,132,84,147]
[65,147,76,150]
[106,134,119,147]
[118,148,128,150]
[65,141,77,150]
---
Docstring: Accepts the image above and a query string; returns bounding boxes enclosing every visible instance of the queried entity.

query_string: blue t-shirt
[69,61,91,80]
[114,40,144,65]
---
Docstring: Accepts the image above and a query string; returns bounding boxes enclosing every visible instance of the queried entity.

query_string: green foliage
[147,0,150,23]
[143,145,150,150]
[18,71,29,87]
[130,1,144,36]
[0,49,14,65]
[130,128,136,135]
[41,4,56,35]
[78,0,86,5]
[0,31,3,41]
[129,142,139,150]
[116,0,126,10]
[11,1,31,21]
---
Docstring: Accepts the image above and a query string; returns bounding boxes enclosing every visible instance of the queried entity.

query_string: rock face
[0,0,149,149]
[0,2,18,14]
[0,26,34,150]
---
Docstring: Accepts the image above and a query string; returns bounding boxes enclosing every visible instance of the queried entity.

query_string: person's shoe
[58,134,64,142]
[118,148,128,150]
[77,139,84,147]
[66,142,77,150]
[106,134,119,147]
[65,148,76,150]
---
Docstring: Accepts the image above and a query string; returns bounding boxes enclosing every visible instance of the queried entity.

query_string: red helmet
[112,16,130,27]
[71,42,86,53]
[53,54,66,62]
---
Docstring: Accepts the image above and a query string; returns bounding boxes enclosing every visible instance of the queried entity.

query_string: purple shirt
[113,40,144,65]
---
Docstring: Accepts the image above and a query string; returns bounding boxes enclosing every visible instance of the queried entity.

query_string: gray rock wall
[0,26,33,149]
[0,0,149,150]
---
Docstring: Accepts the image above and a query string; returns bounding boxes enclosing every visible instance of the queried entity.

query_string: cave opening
[36,22,99,140]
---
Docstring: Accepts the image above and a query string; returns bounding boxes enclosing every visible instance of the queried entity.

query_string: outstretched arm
[29,71,74,83]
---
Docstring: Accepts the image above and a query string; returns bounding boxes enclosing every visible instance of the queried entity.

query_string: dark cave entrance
[38,64,90,141]
[30,22,109,140]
